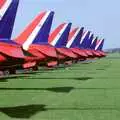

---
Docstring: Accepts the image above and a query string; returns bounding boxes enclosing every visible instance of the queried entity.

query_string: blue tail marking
[32,11,54,44]
[79,31,90,49]
[55,23,72,48]
[90,37,98,49]
[0,0,19,39]
[97,39,104,51]
[70,27,84,48]
[86,34,94,49]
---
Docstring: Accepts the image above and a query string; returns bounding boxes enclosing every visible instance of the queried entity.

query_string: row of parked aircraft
[0,0,106,74]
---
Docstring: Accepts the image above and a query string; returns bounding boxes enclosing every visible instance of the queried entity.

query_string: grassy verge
[0,55,120,120]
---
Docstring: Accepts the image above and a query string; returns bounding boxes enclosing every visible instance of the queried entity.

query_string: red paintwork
[29,44,57,59]
[67,28,78,42]
[56,47,77,59]
[67,28,89,59]
[28,48,46,60]
[0,54,6,62]
[14,11,58,65]
[0,0,6,9]
[79,49,105,58]
[70,48,88,58]
[0,42,41,70]
[23,44,58,66]
[97,51,106,57]
[91,50,101,57]
[57,54,66,59]
[23,61,37,69]
[15,11,47,44]
[47,61,57,67]
[96,40,100,46]
[83,49,94,57]
[0,42,24,58]
[49,24,80,61]
[24,56,41,62]
[48,23,66,44]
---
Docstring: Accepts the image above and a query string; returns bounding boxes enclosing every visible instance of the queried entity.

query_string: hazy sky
[12,0,120,49]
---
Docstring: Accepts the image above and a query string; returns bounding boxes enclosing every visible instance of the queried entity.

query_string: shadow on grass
[0,75,93,84]
[96,68,105,70]
[25,77,93,81]
[47,107,120,111]
[0,104,119,119]
[23,72,39,75]
[0,86,120,92]
[0,76,26,82]
[0,104,46,119]
[0,87,74,93]
[46,87,74,93]
[74,77,93,81]
[0,78,8,82]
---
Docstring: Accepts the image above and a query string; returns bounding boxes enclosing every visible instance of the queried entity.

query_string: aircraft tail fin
[79,30,90,49]
[0,0,19,39]
[90,37,98,49]
[95,39,104,51]
[66,27,84,48]
[49,23,72,47]
[86,33,94,48]
[15,11,54,50]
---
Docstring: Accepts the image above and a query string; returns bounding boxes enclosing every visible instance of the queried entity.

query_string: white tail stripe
[80,30,89,44]
[89,32,92,39]
[66,28,80,48]
[91,37,96,44]
[23,11,51,50]
[51,24,68,46]
[0,0,12,20]
[95,40,102,50]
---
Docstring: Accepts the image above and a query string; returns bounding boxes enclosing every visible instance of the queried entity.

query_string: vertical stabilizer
[15,11,54,50]
[0,0,19,39]
[90,37,98,49]
[49,23,72,47]
[86,33,94,49]
[66,27,84,48]
[79,30,90,49]
[95,39,104,51]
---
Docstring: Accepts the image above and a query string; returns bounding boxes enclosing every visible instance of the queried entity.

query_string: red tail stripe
[48,23,66,43]
[68,28,79,42]
[0,0,6,9]
[15,11,46,44]
[96,40,100,45]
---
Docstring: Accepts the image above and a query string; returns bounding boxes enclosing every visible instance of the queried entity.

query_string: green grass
[0,54,120,120]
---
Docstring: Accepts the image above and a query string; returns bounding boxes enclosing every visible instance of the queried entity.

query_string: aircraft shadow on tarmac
[0,104,119,119]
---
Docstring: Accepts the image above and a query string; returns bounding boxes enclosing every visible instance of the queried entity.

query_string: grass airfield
[0,53,120,120]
